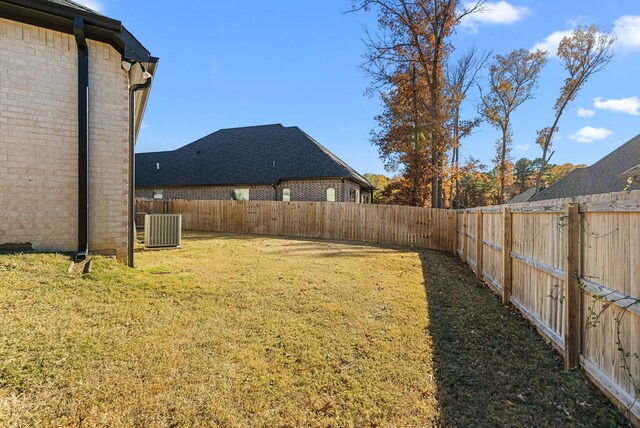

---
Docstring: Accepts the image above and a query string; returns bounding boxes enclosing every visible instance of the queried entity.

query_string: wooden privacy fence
[165,199,456,252]
[135,199,172,227]
[456,190,640,425]
[136,199,455,251]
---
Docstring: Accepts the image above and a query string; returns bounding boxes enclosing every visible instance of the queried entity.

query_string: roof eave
[0,0,154,62]
[133,59,158,142]
[617,165,640,180]
[278,176,375,190]
[136,182,279,189]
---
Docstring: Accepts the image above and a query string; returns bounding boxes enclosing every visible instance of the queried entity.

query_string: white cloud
[515,144,530,151]
[594,96,640,115]
[461,1,529,33]
[577,108,595,118]
[613,15,640,51]
[533,15,640,57]
[566,16,589,27]
[570,127,612,143]
[532,30,573,56]
[74,0,104,13]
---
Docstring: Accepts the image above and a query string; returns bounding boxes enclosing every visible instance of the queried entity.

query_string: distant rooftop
[136,124,373,189]
[529,133,640,201]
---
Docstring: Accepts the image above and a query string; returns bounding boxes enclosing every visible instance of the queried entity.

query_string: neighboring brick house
[0,0,157,265]
[136,124,375,203]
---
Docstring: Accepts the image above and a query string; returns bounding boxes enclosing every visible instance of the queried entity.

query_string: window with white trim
[231,189,250,201]
[326,187,336,202]
[282,188,291,201]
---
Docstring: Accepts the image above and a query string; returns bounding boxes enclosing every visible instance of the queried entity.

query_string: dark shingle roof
[508,187,537,204]
[136,124,374,189]
[530,133,640,201]
[47,0,101,14]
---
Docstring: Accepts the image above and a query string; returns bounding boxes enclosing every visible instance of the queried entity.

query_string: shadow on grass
[420,250,626,427]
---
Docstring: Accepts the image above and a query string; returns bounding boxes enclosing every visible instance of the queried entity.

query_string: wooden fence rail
[456,190,640,426]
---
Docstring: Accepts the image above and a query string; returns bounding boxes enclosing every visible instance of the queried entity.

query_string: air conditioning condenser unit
[144,214,182,249]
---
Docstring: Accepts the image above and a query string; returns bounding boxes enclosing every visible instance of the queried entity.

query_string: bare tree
[447,47,490,206]
[479,49,548,203]
[534,26,615,194]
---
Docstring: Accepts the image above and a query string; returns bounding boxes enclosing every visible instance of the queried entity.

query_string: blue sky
[84,0,639,175]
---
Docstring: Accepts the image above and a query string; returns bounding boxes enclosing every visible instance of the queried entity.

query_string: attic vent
[156,163,160,170]
[193,150,201,157]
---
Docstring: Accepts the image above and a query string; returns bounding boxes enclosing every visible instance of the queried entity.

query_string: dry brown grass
[0,232,624,427]
[0,233,437,427]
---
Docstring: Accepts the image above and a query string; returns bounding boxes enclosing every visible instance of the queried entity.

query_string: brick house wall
[137,185,277,201]
[344,180,361,203]
[0,18,129,259]
[137,179,370,203]
[278,179,345,202]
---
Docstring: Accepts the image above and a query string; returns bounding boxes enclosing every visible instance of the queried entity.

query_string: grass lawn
[0,232,625,427]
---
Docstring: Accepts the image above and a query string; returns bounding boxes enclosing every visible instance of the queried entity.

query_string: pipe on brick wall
[73,17,89,261]
[128,65,153,268]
